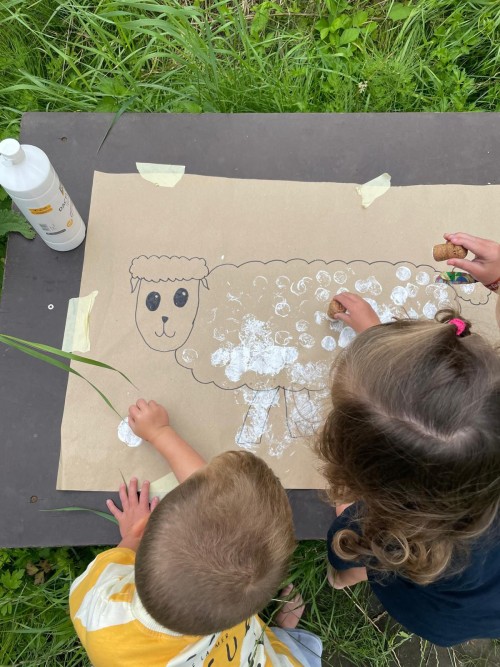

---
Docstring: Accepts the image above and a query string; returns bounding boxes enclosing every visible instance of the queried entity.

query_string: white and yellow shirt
[70,547,303,667]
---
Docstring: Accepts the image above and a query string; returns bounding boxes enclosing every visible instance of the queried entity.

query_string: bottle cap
[0,138,25,165]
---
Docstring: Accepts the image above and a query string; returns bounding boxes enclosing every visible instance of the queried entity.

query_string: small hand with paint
[128,398,171,444]
[107,477,159,551]
[332,293,381,333]
[444,233,500,289]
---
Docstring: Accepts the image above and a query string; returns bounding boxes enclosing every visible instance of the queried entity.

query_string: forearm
[327,562,367,589]
[150,426,206,483]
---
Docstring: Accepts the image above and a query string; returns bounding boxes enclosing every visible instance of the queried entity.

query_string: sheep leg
[236,388,280,447]
[284,388,321,438]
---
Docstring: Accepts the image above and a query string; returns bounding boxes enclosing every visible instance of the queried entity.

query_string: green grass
[0,0,499,664]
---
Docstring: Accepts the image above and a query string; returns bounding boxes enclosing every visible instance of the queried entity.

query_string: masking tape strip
[149,472,179,501]
[62,290,98,353]
[136,163,185,188]
[356,172,391,208]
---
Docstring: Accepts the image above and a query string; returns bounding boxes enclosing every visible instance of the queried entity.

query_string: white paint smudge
[291,277,312,295]
[274,300,291,317]
[407,308,419,319]
[423,301,437,319]
[391,286,408,306]
[459,284,476,295]
[315,287,331,302]
[316,270,331,287]
[299,333,315,349]
[333,271,347,285]
[396,266,411,281]
[253,275,268,288]
[287,361,330,386]
[295,319,309,332]
[181,348,198,364]
[314,310,328,325]
[406,283,418,298]
[117,417,142,448]
[213,328,226,341]
[339,326,356,348]
[321,336,336,351]
[354,276,382,296]
[415,271,430,286]
[276,275,290,289]
[275,330,292,345]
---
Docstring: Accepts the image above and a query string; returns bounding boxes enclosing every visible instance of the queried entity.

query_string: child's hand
[332,293,381,333]
[107,477,159,550]
[444,233,500,288]
[128,399,171,444]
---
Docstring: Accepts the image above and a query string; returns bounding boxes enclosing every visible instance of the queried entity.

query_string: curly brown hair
[316,309,500,585]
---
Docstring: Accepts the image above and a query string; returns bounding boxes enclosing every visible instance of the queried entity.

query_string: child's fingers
[150,496,160,512]
[139,480,150,508]
[118,481,130,509]
[446,257,484,278]
[444,232,489,256]
[148,399,159,408]
[333,312,351,324]
[136,398,148,411]
[128,405,140,421]
[127,477,138,504]
[106,498,123,519]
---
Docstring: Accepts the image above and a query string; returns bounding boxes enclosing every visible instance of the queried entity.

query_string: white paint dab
[117,417,142,448]
[333,271,347,285]
[459,284,476,295]
[391,286,408,306]
[287,361,330,386]
[316,270,331,287]
[314,310,328,325]
[213,328,226,341]
[181,348,198,364]
[355,276,382,296]
[423,301,437,319]
[406,283,418,298]
[315,287,331,302]
[253,275,268,288]
[276,275,290,289]
[291,277,312,295]
[407,308,419,319]
[275,330,292,345]
[321,336,336,351]
[274,300,291,317]
[336,287,349,294]
[339,326,356,348]
[295,319,309,332]
[363,297,378,311]
[396,266,411,281]
[299,333,315,348]
[415,271,430,286]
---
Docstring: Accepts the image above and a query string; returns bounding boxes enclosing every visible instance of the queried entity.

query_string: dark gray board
[0,112,499,547]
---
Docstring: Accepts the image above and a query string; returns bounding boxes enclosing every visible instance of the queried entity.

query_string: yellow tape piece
[136,163,185,187]
[356,173,391,208]
[149,472,179,501]
[62,291,98,353]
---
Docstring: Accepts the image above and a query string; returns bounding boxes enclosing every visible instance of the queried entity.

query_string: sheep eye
[173,288,189,308]
[146,292,161,311]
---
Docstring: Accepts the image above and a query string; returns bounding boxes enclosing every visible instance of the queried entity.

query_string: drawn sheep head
[130,255,209,352]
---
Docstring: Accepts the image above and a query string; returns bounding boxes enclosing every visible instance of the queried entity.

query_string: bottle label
[29,204,53,215]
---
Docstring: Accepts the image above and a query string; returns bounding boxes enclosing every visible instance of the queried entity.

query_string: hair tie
[449,318,466,336]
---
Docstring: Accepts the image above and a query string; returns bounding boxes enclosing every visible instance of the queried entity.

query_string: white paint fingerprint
[295,319,309,332]
[415,271,430,286]
[117,418,142,448]
[354,276,382,296]
[406,283,418,298]
[396,266,411,281]
[316,270,331,287]
[314,310,328,325]
[333,271,347,284]
[315,287,331,302]
[339,326,356,348]
[274,300,291,317]
[423,301,437,319]
[291,277,312,295]
[181,348,198,364]
[321,336,336,351]
[391,286,408,306]
[299,333,315,348]
[275,330,292,345]
[276,275,290,289]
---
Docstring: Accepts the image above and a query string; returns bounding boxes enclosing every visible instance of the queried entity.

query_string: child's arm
[443,232,500,290]
[128,399,206,483]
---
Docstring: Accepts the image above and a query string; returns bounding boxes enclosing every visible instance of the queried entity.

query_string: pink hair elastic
[449,318,466,336]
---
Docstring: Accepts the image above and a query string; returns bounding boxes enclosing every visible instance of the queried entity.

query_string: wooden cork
[433,242,468,262]
[327,298,347,318]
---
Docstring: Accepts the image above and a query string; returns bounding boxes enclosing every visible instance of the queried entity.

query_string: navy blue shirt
[327,503,500,646]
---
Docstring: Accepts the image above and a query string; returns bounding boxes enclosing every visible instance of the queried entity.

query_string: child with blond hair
[317,232,500,646]
[70,399,322,667]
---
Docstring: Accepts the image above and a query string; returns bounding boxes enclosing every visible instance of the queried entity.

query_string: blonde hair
[317,310,500,585]
[135,451,295,634]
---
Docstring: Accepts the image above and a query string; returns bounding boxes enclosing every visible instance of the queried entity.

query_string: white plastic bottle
[0,138,86,251]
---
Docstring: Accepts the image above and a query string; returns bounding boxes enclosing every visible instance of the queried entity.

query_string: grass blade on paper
[0,336,122,417]
[0,333,137,388]
[41,507,118,525]
[96,95,138,153]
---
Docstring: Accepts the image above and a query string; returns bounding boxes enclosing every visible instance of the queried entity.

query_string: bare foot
[275,584,305,629]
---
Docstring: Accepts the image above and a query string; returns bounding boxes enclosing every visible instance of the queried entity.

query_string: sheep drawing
[129,256,487,448]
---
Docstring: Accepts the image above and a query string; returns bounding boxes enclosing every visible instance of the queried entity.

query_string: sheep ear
[130,277,140,293]
[201,278,209,290]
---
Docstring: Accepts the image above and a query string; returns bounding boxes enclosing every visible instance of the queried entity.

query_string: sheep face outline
[135,279,200,352]
[130,255,209,353]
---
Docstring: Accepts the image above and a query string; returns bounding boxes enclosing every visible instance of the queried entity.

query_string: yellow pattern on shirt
[70,547,303,667]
